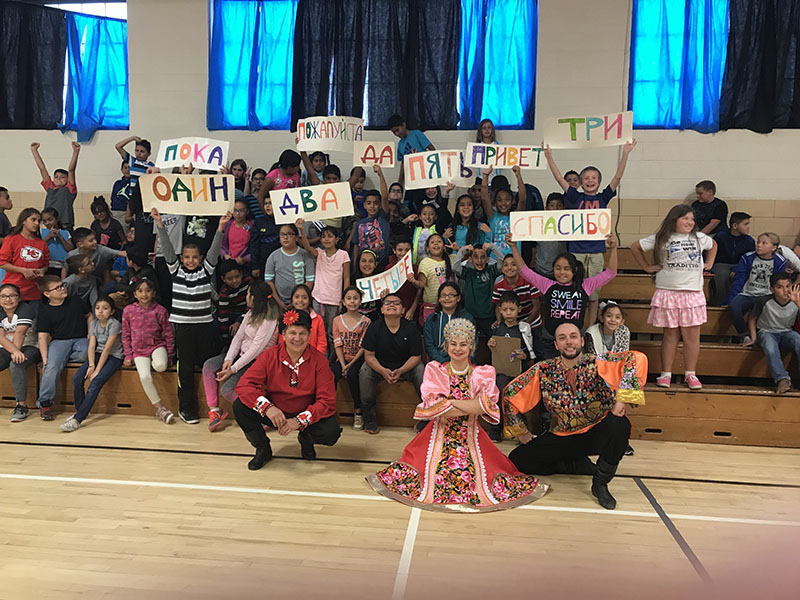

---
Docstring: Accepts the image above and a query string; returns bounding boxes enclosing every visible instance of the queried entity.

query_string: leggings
[202,353,253,409]
[133,347,169,405]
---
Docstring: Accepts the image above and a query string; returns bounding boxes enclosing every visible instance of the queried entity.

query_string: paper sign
[139,173,235,216]
[510,209,612,242]
[270,181,354,225]
[491,336,523,377]
[465,143,545,170]
[543,111,634,148]
[295,116,364,152]
[404,150,478,190]
[353,141,396,168]
[356,251,414,303]
[155,137,229,171]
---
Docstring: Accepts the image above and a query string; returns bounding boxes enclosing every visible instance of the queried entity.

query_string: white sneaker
[352,414,364,431]
[60,417,81,432]
[741,336,752,346]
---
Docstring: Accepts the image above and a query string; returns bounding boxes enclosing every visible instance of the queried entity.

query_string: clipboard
[491,336,523,378]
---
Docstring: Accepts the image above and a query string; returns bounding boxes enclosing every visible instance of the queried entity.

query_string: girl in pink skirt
[631,204,717,390]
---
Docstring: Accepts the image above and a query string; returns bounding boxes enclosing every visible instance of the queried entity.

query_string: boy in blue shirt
[544,139,637,325]
[710,211,754,306]
[114,135,154,188]
[388,114,435,184]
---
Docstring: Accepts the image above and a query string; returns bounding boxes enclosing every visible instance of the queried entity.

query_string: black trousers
[509,413,631,475]
[233,399,342,450]
[175,322,221,416]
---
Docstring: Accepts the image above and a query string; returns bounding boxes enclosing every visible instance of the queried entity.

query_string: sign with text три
[543,111,633,149]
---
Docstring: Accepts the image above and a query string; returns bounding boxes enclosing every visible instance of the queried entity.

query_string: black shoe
[298,431,316,460]
[248,446,273,470]
[591,458,618,510]
[179,411,200,425]
[488,425,503,442]
[624,445,635,456]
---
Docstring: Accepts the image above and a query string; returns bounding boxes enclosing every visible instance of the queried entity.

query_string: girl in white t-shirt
[631,204,717,390]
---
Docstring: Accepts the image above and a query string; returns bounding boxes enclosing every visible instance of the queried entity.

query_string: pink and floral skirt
[648,289,707,328]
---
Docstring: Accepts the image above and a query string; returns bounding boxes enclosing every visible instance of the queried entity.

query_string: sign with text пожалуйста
[295,116,364,152]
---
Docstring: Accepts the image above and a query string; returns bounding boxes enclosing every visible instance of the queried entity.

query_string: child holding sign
[388,114,435,184]
[256,150,301,215]
[351,188,391,268]
[416,234,453,326]
[481,165,527,256]
[353,249,382,323]
[543,140,637,326]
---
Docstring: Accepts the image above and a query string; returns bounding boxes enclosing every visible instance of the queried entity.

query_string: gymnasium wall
[1,0,798,247]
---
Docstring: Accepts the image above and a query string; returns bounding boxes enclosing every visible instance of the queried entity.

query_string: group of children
[0,118,798,437]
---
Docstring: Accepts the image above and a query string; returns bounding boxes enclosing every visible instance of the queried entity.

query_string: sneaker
[685,374,702,390]
[656,375,671,388]
[364,422,380,434]
[10,404,28,422]
[208,408,228,432]
[776,379,792,394]
[179,411,200,425]
[155,405,174,424]
[60,417,81,432]
[352,413,364,431]
[741,335,752,346]
[624,445,635,456]
[40,406,54,421]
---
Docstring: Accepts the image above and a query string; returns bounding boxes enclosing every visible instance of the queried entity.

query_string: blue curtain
[628,0,729,133]
[207,0,298,130]
[61,13,129,142]
[458,0,537,130]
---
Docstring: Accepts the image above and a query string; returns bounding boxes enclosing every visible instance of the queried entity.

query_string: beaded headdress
[442,318,477,351]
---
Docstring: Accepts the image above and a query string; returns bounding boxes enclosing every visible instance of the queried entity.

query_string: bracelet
[255,396,272,416]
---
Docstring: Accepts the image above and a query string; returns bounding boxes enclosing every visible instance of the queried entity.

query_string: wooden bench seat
[601,273,711,303]
[631,339,796,379]
[336,380,418,427]
[629,384,800,447]
[605,247,651,272]
[621,304,735,336]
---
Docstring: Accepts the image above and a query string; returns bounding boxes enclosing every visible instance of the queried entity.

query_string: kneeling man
[234,309,341,469]
[503,323,647,509]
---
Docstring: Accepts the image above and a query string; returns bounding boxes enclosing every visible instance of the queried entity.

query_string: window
[628,0,729,133]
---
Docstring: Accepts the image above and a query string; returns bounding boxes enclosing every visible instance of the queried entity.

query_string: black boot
[244,431,272,470]
[298,430,316,460]
[591,458,618,510]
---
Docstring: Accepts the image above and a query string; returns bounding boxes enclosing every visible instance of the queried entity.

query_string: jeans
[758,330,800,383]
[72,353,123,422]
[38,338,89,408]
[728,294,757,336]
[710,262,735,306]
[0,346,40,404]
[358,361,425,429]
[202,353,253,408]
[332,356,364,410]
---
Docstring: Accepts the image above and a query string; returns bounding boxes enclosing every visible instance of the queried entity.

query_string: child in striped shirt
[152,207,231,424]
[217,260,251,344]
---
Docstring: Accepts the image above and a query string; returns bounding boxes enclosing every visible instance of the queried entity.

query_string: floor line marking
[634,477,712,583]
[392,508,421,600]
[1,472,798,528]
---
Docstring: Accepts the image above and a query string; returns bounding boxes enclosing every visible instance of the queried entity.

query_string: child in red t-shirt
[0,208,50,302]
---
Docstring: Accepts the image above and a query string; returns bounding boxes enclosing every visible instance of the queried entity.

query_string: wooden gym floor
[1,412,799,600]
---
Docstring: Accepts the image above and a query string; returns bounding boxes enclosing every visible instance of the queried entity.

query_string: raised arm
[481,168,494,219]
[348,166,365,189]
[151,209,177,265]
[68,142,80,187]
[608,139,637,192]
[30,143,49,181]
[300,151,321,186]
[605,235,618,271]
[295,218,315,255]
[115,135,140,159]
[373,164,390,213]
[543,145,569,192]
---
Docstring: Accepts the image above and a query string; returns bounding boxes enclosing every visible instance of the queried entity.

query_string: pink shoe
[656,375,671,388]
[685,374,702,390]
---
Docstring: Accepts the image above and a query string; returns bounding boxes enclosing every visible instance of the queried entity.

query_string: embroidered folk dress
[367,362,549,512]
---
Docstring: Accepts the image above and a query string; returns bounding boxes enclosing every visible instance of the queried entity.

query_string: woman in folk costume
[367,318,549,512]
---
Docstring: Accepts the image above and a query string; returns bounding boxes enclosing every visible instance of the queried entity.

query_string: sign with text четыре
[155,137,229,171]
[543,111,634,149]
[465,143,545,170]
[353,141,396,168]
[356,250,414,303]
[270,181,355,225]
[404,150,477,190]
[509,209,612,242]
[295,116,364,152]
[139,173,235,216]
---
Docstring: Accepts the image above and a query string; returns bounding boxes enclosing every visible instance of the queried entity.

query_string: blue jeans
[37,338,89,408]
[728,294,757,336]
[758,330,800,383]
[72,353,123,422]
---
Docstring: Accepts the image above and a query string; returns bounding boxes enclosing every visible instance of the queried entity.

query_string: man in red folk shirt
[234,309,341,470]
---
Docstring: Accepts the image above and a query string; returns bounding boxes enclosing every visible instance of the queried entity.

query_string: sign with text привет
[139,173,235,216]
[404,150,477,190]
[465,143,545,170]
[356,250,414,303]
[155,137,229,171]
[542,111,634,149]
[270,181,354,225]
[295,116,364,152]
[353,141,396,168]
[510,209,612,242]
